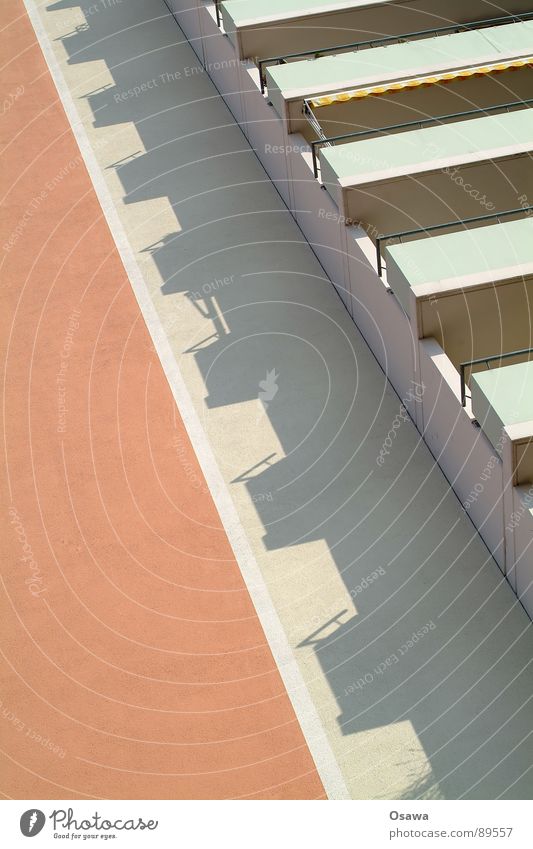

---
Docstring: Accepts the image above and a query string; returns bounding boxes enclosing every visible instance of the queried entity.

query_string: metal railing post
[311,143,319,179]
[258,60,266,93]
[460,364,467,407]
[376,239,383,277]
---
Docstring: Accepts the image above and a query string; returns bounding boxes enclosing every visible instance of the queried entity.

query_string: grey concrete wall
[510,485,533,617]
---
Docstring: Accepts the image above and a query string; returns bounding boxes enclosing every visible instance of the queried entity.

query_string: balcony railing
[460,349,533,407]
[308,97,533,179]
[376,205,533,278]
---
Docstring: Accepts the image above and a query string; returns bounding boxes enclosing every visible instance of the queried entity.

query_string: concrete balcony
[220,0,533,61]
[319,108,533,237]
[266,20,533,139]
[472,361,533,486]
[384,217,533,372]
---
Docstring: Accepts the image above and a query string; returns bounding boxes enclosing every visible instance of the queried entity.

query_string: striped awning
[309,56,533,108]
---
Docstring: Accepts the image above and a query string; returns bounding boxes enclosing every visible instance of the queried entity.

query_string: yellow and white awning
[309,56,533,108]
